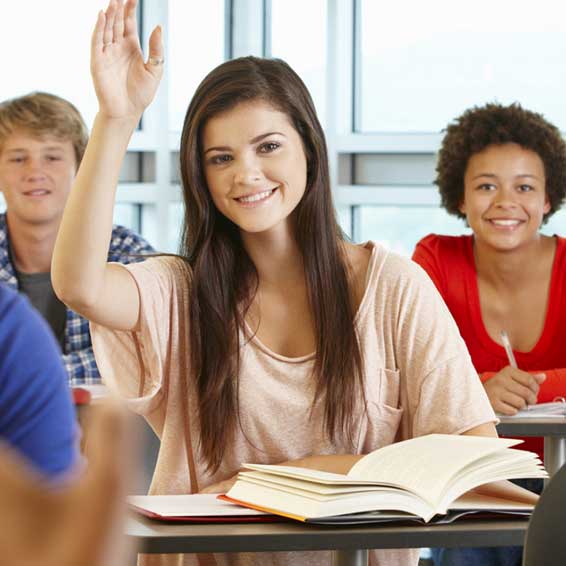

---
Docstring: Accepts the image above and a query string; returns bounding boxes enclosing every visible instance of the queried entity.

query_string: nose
[492,184,518,208]
[233,155,263,186]
[24,158,47,181]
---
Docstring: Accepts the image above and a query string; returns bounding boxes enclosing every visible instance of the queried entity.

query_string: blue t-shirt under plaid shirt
[0,213,154,386]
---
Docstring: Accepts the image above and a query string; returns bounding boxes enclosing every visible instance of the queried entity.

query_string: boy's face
[0,130,77,229]
[459,142,550,253]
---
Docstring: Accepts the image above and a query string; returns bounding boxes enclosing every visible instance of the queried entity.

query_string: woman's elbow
[52,274,98,316]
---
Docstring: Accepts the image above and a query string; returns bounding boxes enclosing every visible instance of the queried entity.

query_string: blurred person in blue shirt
[0,283,78,478]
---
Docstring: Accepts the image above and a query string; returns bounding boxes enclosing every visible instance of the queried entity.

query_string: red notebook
[72,384,109,405]
[72,387,92,405]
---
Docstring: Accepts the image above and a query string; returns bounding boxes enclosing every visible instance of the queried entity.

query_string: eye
[8,157,25,163]
[518,184,534,192]
[208,154,232,165]
[46,155,62,162]
[259,141,280,154]
[477,183,496,191]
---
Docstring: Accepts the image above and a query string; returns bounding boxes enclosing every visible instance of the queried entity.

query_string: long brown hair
[179,56,365,472]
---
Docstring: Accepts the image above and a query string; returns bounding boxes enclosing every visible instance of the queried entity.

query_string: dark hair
[0,91,88,166]
[179,56,365,472]
[436,102,566,222]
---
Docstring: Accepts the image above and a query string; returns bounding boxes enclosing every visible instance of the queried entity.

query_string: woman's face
[201,100,308,238]
[460,143,550,253]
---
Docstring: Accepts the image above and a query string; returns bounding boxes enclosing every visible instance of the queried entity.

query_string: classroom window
[269,0,327,127]
[356,205,470,255]
[356,0,566,133]
[168,0,226,132]
[114,204,142,233]
[168,202,184,253]
[541,208,566,239]
[0,0,113,128]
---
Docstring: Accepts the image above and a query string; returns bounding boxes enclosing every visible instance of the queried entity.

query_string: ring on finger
[148,56,165,66]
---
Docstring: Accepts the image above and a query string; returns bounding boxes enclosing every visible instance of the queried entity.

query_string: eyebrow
[470,173,542,181]
[203,131,286,155]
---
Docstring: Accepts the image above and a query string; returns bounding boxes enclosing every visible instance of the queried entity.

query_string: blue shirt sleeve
[0,285,78,479]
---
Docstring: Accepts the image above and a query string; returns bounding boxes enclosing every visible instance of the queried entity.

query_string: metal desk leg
[544,436,566,478]
[331,549,368,566]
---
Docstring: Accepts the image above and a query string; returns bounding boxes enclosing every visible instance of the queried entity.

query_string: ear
[543,194,551,215]
[458,199,466,215]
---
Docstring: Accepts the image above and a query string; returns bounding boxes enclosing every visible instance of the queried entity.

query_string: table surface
[127,514,529,555]
[497,417,566,437]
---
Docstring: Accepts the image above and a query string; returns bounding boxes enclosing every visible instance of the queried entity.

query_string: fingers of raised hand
[91,10,105,55]
[103,0,117,47]
[124,0,139,38]
[146,26,165,71]
[113,0,125,40]
[101,0,137,50]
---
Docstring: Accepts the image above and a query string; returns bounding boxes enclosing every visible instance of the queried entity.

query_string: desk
[127,514,528,565]
[497,417,566,476]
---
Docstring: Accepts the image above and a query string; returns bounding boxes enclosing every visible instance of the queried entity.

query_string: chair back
[523,464,566,566]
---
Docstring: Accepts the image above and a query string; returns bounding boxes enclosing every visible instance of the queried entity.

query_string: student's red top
[412,234,566,459]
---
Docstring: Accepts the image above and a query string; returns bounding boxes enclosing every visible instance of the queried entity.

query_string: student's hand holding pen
[483,330,547,415]
[482,367,546,415]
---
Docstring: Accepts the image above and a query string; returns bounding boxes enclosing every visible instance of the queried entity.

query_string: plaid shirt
[0,213,154,386]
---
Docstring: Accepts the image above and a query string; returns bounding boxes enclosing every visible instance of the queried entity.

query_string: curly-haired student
[413,102,566,566]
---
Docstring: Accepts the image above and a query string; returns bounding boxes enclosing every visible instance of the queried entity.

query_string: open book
[223,434,546,523]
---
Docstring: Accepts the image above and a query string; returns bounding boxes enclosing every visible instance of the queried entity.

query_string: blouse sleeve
[90,257,191,426]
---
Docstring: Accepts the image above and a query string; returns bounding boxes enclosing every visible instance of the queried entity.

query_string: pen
[500,330,518,369]
[500,330,528,410]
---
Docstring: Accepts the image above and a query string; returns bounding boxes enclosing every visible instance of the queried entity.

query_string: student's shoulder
[551,235,566,274]
[362,241,432,296]
[121,253,192,297]
[0,283,23,315]
[0,284,41,326]
[554,235,566,253]
[0,285,61,364]
[413,233,471,258]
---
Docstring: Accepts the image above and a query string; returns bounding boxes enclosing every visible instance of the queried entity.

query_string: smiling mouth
[24,189,51,197]
[235,188,277,204]
[487,219,523,228]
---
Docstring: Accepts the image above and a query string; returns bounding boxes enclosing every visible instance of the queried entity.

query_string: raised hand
[91,0,164,121]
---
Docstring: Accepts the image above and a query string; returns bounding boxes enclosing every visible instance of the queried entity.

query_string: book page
[243,464,362,485]
[347,434,520,507]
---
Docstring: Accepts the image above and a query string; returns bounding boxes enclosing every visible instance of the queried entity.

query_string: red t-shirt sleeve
[536,369,566,402]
